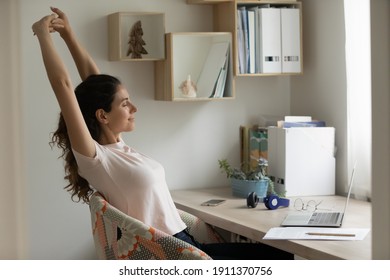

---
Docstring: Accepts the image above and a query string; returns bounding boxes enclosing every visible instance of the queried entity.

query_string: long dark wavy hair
[50,74,121,203]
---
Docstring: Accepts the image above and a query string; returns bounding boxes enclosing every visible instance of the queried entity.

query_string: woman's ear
[95,109,108,124]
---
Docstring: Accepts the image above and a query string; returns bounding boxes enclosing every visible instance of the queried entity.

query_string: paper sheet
[263,227,370,240]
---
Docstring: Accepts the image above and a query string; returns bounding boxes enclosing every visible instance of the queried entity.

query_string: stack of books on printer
[276,116,326,128]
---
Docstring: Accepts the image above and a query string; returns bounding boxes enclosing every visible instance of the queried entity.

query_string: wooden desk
[171,187,372,260]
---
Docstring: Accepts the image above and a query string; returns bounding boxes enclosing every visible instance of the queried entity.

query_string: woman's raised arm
[50,7,100,81]
[33,13,96,158]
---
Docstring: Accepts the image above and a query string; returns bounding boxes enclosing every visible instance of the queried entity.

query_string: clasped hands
[32,7,70,37]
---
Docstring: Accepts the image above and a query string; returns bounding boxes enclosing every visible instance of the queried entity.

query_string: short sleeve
[72,142,103,173]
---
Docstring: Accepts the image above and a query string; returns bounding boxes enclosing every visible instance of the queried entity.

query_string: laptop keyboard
[309,212,340,225]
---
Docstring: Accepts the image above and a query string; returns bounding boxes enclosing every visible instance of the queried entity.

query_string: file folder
[237,6,250,74]
[196,42,229,98]
[268,127,336,196]
[247,9,256,74]
[281,8,301,73]
[236,9,246,74]
[259,8,282,73]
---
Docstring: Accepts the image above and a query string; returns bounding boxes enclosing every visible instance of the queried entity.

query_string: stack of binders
[237,5,301,74]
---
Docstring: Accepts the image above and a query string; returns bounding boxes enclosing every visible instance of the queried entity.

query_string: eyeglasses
[293,198,323,212]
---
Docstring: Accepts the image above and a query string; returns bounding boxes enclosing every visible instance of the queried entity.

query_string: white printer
[267,124,336,197]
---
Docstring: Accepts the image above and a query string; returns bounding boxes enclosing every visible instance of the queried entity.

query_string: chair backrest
[177,209,223,245]
[89,192,212,260]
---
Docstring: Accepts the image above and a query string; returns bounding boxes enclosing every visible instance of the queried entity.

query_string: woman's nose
[131,104,137,113]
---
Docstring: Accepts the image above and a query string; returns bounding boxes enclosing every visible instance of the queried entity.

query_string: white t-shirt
[73,139,186,235]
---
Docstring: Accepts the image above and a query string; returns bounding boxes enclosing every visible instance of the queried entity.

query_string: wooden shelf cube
[155,32,235,101]
[107,12,165,61]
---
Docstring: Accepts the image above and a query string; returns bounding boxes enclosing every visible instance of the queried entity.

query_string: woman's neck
[98,132,121,145]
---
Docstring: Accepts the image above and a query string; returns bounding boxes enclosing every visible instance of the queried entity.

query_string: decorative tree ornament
[127,20,148,58]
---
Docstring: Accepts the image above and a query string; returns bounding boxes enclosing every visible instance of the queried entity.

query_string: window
[344,0,371,199]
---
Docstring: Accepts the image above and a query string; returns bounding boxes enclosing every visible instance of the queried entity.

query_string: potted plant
[218,158,284,198]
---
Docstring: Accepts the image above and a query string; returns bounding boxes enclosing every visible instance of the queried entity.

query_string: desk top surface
[171,187,372,260]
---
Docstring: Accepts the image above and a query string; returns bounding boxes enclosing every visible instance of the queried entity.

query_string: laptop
[281,166,356,227]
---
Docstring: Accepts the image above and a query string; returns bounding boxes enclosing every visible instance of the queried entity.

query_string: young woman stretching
[33,7,292,260]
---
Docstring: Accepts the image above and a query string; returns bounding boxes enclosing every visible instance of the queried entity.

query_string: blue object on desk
[247,192,290,210]
[230,178,268,198]
[263,194,290,210]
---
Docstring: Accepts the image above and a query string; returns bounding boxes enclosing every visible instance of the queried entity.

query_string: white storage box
[267,127,336,196]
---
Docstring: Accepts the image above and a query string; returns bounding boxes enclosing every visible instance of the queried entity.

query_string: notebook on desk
[281,167,356,227]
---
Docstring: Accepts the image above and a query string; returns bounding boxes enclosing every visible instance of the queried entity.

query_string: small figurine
[127,20,148,59]
[179,75,197,98]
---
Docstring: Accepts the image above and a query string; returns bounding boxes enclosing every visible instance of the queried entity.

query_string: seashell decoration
[179,75,197,98]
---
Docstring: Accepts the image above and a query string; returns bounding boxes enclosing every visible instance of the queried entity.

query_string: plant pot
[230,178,268,198]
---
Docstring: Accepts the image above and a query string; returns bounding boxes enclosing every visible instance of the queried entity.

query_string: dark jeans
[174,229,293,260]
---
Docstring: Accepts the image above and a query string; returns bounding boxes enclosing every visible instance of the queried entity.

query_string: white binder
[281,8,301,73]
[248,6,260,73]
[268,127,336,196]
[259,8,282,73]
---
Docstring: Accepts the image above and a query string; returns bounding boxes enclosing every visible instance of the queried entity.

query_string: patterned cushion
[178,209,223,244]
[89,192,215,260]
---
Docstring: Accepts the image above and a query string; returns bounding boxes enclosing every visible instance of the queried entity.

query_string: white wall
[1,0,290,259]
[290,0,348,194]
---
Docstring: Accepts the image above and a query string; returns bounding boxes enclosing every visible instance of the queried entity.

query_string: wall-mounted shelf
[189,0,303,76]
[109,1,301,101]
[187,1,299,4]
[155,32,235,101]
[107,12,165,61]
[187,0,233,3]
